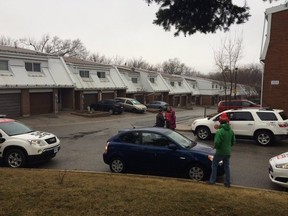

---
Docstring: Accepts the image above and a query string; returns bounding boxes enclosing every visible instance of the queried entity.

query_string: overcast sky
[1,0,284,73]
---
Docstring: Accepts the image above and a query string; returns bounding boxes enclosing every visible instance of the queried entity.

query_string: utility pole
[234,68,238,99]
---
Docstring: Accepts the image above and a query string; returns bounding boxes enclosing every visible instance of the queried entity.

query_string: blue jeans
[209,154,231,185]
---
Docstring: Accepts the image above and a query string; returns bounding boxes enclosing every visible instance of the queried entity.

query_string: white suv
[191,108,288,146]
[0,117,60,168]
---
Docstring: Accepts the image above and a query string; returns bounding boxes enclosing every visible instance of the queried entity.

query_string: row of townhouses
[0,45,258,117]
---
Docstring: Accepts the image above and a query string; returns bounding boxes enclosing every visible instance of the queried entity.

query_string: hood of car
[192,143,215,154]
[270,152,288,164]
[13,131,55,140]
[134,104,147,110]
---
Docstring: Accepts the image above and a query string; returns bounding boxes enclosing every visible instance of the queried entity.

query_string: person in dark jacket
[208,113,235,187]
[155,108,165,127]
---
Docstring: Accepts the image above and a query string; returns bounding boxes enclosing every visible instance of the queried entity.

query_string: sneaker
[224,183,231,188]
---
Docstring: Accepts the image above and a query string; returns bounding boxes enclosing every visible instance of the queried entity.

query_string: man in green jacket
[208,113,235,187]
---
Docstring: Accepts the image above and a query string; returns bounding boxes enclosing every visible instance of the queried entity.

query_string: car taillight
[278,122,288,128]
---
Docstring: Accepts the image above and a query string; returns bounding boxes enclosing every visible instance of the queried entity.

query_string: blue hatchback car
[103,127,224,181]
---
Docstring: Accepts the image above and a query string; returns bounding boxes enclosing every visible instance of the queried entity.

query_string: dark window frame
[25,62,41,72]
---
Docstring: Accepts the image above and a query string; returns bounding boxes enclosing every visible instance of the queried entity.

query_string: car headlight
[208,155,213,161]
[29,140,46,146]
[276,163,288,169]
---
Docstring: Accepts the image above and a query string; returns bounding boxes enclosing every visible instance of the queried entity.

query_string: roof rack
[259,107,274,111]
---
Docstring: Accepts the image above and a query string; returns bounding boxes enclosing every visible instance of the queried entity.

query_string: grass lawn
[0,168,287,216]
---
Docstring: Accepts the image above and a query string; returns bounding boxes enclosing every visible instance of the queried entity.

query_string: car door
[227,111,255,136]
[142,132,188,174]
[117,131,154,170]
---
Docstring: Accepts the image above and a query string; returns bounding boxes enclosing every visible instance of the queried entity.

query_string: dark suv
[217,99,260,113]
[90,99,124,114]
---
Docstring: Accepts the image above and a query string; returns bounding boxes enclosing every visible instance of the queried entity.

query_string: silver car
[115,97,147,113]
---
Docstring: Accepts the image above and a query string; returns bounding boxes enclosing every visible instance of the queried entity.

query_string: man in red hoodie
[208,113,235,187]
[165,106,176,130]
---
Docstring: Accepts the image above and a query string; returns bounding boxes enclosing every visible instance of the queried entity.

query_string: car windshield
[165,130,195,148]
[0,121,33,136]
[131,99,141,105]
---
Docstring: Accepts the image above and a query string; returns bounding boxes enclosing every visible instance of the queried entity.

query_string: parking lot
[13,107,288,191]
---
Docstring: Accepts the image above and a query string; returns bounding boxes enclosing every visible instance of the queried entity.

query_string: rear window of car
[256,112,278,121]
[279,112,288,120]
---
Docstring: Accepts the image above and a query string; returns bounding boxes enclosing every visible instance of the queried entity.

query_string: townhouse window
[25,62,41,72]
[97,71,106,79]
[170,81,174,86]
[149,77,155,83]
[80,70,90,78]
[0,60,8,70]
[178,82,182,86]
[131,77,138,83]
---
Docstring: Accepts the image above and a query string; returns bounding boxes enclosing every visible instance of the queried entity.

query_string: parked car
[103,127,224,181]
[90,99,124,114]
[269,152,288,188]
[146,101,169,111]
[217,99,260,113]
[0,118,60,168]
[115,97,147,113]
[191,108,288,146]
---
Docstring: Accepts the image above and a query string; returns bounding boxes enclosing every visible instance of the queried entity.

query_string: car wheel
[187,164,208,181]
[108,109,114,115]
[132,108,137,113]
[196,126,211,140]
[110,158,125,173]
[255,130,274,146]
[4,149,27,168]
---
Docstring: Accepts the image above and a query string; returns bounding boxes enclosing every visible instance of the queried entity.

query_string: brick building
[261,4,288,113]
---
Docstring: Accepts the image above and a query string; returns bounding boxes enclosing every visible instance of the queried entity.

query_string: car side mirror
[0,137,6,144]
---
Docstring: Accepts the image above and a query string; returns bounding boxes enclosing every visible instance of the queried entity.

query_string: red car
[217,99,260,113]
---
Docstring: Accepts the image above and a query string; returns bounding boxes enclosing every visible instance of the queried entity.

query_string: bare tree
[19,34,89,59]
[126,57,151,69]
[89,53,112,64]
[0,36,17,46]
[111,55,125,66]
[213,33,243,100]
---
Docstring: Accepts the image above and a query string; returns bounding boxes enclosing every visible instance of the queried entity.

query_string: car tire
[108,109,114,115]
[4,149,27,168]
[255,130,274,146]
[196,126,211,140]
[187,164,208,181]
[110,157,125,173]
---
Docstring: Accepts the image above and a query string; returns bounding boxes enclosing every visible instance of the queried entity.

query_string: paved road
[15,107,288,192]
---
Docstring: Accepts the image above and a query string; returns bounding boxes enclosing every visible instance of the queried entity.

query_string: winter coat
[165,109,176,129]
[155,112,165,127]
[214,123,235,156]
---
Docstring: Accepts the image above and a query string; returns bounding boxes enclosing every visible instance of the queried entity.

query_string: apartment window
[193,84,196,89]
[149,77,155,83]
[25,62,41,72]
[0,60,8,70]
[178,82,182,86]
[132,77,138,83]
[170,81,174,86]
[97,71,106,79]
[80,70,90,78]
[212,84,214,89]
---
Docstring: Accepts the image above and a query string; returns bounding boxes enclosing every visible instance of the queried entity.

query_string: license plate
[54,147,58,153]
